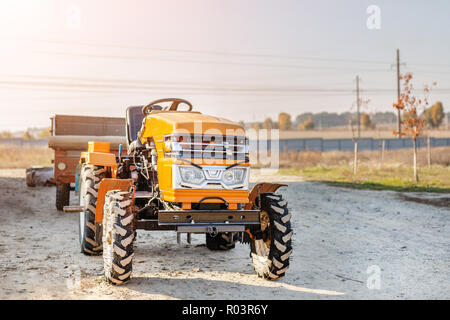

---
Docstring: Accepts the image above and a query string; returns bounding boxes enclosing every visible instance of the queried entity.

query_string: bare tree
[393,72,436,182]
[349,97,370,176]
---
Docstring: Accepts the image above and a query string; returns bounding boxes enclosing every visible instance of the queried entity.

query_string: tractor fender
[80,141,119,178]
[245,182,288,210]
[94,178,133,224]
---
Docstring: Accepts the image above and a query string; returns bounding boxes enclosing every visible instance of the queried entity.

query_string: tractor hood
[140,111,245,140]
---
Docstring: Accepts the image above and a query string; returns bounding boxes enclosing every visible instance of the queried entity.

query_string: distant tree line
[0,127,50,139]
[294,111,399,129]
[246,104,447,131]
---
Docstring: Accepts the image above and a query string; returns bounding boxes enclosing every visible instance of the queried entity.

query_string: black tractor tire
[56,183,70,211]
[206,232,239,250]
[102,190,135,285]
[78,164,107,255]
[250,193,292,280]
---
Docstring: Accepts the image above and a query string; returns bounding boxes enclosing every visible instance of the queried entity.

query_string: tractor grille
[164,134,248,160]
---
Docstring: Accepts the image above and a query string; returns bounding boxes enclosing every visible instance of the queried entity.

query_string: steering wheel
[142,98,193,115]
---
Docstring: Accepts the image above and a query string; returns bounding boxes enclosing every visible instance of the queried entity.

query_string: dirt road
[0,169,448,299]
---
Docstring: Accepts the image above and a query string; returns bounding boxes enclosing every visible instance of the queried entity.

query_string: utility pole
[356,75,360,138]
[396,49,401,138]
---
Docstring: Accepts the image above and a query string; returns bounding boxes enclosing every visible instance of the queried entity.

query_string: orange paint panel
[85,152,117,167]
[88,141,110,153]
[139,111,245,145]
[182,202,191,210]
[95,179,133,223]
[162,189,249,204]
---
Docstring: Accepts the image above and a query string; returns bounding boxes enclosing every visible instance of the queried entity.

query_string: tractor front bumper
[157,209,260,233]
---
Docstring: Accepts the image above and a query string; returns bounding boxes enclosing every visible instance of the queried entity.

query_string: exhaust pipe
[63,205,84,213]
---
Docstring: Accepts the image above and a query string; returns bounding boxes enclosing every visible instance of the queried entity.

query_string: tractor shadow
[127,238,345,299]
[125,275,345,299]
[132,237,256,275]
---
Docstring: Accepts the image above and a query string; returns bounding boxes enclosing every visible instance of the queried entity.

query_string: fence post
[353,140,358,176]
[427,136,431,168]
[379,139,385,168]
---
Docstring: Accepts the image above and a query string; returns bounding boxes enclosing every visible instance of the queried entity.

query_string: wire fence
[274,137,450,153]
[1,136,450,153]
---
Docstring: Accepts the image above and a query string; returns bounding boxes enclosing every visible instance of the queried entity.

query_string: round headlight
[222,171,235,184]
[182,168,195,182]
[57,162,67,171]
[222,168,246,186]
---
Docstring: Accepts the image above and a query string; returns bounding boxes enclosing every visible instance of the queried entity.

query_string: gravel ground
[0,169,448,299]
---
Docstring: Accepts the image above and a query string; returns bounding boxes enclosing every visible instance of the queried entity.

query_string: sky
[1,0,450,131]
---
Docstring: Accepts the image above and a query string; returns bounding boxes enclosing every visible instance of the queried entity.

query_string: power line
[32,50,393,73]
[31,38,394,65]
[3,80,450,97]
[26,38,450,69]
[9,38,450,76]
[0,79,360,92]
[0,73,364,89]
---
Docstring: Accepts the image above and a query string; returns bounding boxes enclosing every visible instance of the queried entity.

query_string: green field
[280,165,450,193]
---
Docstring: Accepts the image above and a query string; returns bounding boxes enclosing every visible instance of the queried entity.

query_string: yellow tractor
[66,98,292,284]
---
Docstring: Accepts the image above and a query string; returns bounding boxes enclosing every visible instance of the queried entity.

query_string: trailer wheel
[206,232,239,250]
[56,183,70,211]
[250,193,292,280]
[78,164,107,256]
[103,190,135,285]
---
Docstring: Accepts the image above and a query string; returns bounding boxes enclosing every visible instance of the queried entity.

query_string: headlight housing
[222,168,246,186]
[173,165,249,189]
[178,166,205,185]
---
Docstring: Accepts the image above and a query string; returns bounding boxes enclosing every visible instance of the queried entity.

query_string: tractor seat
[126,106,145,153]
[126,105,162,153]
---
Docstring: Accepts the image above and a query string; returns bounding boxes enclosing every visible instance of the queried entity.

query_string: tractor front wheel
[102,190,135,285]
[78,164,106,255]
[250,193,292,280]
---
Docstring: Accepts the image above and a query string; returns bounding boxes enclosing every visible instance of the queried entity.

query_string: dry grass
[0,145,53,169]
[277,146,450,192]
[279,146,450,169]
[280,165,450,192]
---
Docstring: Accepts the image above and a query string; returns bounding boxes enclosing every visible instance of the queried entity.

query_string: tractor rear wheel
[102,190,135,285]
[206,232,239,250]
[250,193,292,280]
[78,164,107,256]
[56,183,70,211]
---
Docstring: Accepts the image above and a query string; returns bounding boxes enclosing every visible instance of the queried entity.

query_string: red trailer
[48,115,126,210]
